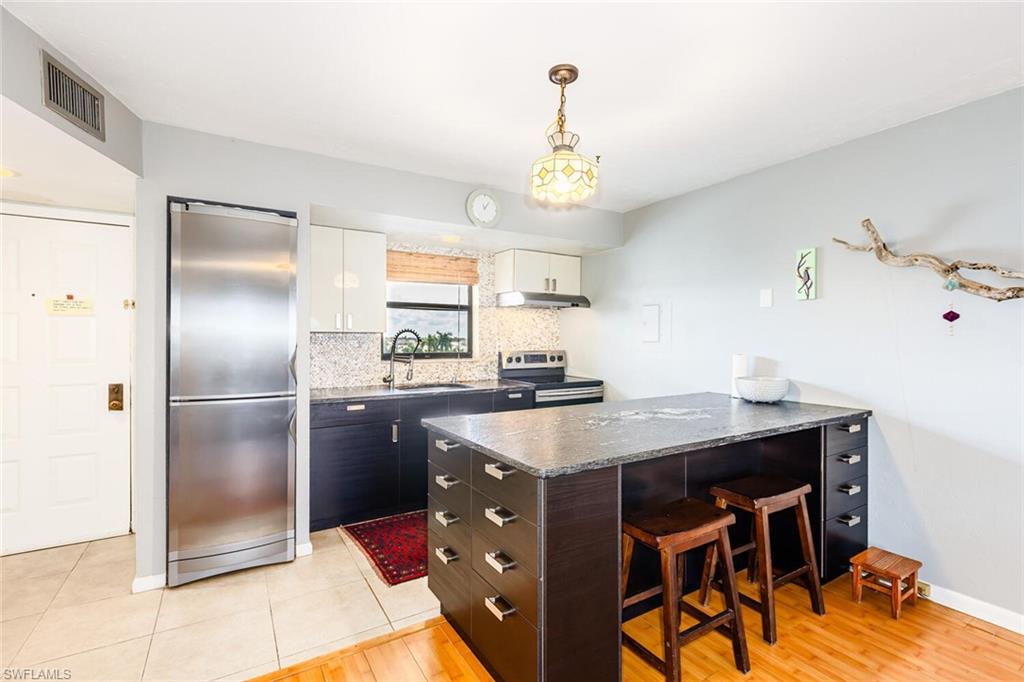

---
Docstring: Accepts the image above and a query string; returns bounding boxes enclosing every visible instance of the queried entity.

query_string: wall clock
[466,189,501,228]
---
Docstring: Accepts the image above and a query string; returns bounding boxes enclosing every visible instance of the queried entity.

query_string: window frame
[380,284,474,360]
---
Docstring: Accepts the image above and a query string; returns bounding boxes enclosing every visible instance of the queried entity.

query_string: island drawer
[825,418,868,454]
[472,452,539,524]
[825,475,868,518]
[470,571,538,682]
[311,400,398,429]
[824,504,868,581]
[428,494,471,559]
[428,532,471,635]
[428,435,471,481]
[471,530,539,625]
[826,447,867,485]
[493,389,535,412]
[427,461,471,521]
[471,490,538,576]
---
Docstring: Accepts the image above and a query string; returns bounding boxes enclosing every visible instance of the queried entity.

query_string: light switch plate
[759,288,773,308]
[641,304,660,342]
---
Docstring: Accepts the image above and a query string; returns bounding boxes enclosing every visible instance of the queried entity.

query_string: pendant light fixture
[530,64,599,204]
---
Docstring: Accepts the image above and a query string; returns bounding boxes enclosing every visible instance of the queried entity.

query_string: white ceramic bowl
[735,376,790,403]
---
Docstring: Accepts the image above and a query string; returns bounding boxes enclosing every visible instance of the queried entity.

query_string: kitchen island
[422,392,871,682]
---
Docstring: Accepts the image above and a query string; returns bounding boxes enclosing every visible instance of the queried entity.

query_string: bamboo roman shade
[386,250,479,285]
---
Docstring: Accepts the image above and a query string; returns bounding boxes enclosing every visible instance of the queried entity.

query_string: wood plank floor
[255,573,1024,682]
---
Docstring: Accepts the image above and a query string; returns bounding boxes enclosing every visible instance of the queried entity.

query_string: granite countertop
[421,392,871,478]
[310,379,529,404]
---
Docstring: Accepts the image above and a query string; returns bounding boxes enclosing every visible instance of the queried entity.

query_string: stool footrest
[772,565,810,589]
[731,541,756,555]
[679,601,739,641]
[623,585,664,609]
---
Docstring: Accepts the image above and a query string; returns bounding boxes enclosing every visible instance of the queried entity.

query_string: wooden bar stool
[698,475,825,644]
[622,497,750,682]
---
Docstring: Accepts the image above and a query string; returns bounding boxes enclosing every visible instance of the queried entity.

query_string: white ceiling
[0,97,137,213]
[6,2,1022,213]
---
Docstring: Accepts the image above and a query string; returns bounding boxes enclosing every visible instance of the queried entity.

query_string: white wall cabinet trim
[495,249,582,296]
[310,225,385,333]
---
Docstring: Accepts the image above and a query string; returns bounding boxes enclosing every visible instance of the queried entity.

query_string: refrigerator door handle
[289,346,297,384]
[288,409,297,442]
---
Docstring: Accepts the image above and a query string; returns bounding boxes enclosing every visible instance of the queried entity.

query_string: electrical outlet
[917,580,931,599]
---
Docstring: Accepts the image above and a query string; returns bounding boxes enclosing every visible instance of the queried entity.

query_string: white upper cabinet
[547,253,581,296]
[310,225,344,332]
[494,249,582,295]
[310,226,386,333]
[342,229,386,332]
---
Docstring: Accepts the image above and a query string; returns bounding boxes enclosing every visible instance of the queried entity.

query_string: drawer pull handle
[346,404,366,412]
[838,514,861,527]
[485,550,517,574]
[838,453,862,465]
[484,595,517,622]
[434,474,459,490]
[507,392,523,399]
[839,483,862,496]
[484,506,518,527]
[433,510,459,527]
[838,423,862,433]
[434,546,458,564]
[434,439,459,452]
[484,462,516,480]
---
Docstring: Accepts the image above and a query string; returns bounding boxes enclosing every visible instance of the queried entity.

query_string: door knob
[108,383,124,411]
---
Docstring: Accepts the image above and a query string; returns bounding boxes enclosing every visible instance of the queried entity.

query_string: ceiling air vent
[41,51,105,141]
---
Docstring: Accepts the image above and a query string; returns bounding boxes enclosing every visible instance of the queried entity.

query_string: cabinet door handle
[544,277,549,292]
[392,423,399,443]
[839,483,862,496]
[435,439,460,452]
[434,546,458,564]
[484,506,517,527]
[346,313,353,330]
[434,474,459,490]
[551,277,557,292]
[507,392,522,399]
[346,404,365,412]
[334,313,342,330]
[838,423,862,433]
[484,595,516,622]
[838,514,861,527]
[484,462,515,480]
[838,453,862,464]
[433,510,459,527]
[485,550,517,574]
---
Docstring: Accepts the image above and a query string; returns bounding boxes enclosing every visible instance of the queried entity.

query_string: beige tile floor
[0,528,439,681]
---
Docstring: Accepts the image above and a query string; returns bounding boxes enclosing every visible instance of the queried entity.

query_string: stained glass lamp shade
[531,130,599,203]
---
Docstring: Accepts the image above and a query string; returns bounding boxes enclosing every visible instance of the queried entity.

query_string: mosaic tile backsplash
[309,243,561,389]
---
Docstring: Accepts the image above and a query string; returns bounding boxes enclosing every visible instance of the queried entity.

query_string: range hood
[496,291,591,308]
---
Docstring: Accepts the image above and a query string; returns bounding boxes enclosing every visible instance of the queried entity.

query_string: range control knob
[506,356,513,365]
[514,356,522,363]
[557,355,564,361]
[549,355,556,362]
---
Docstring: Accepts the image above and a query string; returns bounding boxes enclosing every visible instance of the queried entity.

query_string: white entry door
[1,211,132,554]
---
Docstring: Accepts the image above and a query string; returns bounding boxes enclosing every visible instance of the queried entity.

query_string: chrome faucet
[384,328,421,388]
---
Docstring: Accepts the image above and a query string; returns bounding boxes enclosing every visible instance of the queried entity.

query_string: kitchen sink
[394,383,473,391]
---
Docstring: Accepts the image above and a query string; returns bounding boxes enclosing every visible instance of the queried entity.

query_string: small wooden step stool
[850,546,922,619]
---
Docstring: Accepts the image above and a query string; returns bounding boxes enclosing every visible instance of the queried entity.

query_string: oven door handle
[534,386,604,403]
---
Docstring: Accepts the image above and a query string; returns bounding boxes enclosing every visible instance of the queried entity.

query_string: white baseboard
[132,573,166,593]
[927,583,1024,634]
[296,542,313,557]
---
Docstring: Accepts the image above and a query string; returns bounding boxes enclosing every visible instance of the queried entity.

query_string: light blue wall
[562,88,1024,619]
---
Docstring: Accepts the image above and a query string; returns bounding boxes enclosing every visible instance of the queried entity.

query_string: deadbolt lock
[108,383,124,411]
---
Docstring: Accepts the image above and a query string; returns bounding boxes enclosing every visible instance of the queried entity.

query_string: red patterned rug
[342,510,427,586]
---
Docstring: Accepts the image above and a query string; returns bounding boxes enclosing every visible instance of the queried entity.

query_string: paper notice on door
[47,298,94,315]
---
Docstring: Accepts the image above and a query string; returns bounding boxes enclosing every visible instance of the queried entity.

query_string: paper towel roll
[731,354,748,398]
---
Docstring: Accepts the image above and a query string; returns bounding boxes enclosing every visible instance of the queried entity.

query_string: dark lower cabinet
[311,388,532,529]
[310,419,399,530]
[399,396,449,510]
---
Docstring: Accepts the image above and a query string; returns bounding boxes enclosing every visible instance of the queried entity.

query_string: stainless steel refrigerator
[167,200,297,586]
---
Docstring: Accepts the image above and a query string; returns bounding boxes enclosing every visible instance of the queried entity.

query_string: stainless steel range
[498,350,604,407]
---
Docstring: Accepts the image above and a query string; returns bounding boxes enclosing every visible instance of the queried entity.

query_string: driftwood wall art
[833,219,1024,302]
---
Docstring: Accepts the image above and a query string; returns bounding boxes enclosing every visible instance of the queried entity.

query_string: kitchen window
[382,281,473,359]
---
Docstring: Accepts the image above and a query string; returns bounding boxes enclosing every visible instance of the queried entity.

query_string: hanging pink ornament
[942,306,960,336]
